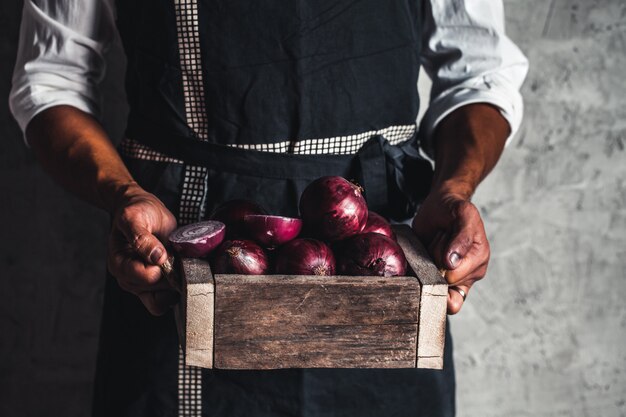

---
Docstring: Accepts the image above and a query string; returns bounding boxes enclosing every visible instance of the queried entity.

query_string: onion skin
[362,211,395,240]
[299,176,368,241]
[336,233,407,277]
[168,221,226,258]
[274,239,336,276]
[244,215,303,248]
[211,200,266,238]
[211,240,270,275]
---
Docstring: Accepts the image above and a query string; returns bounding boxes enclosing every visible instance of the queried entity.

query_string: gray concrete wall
[451,1,626,416]
[0,0,624,416]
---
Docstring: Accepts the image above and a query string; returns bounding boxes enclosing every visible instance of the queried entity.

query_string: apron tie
[357,135,389,214]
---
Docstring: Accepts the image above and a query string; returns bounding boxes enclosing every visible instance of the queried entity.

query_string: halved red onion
[211,200,267,237]
[362,211,395,240]
[211,239,269,275]
[336,233,407,277]
[299,176,368,241]
[244,214,303,248]
[168,220,226,258]
[274,238,336,276]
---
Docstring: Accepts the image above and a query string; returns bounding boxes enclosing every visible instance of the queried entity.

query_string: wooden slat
[179,258,215,368]
[215,324,418,369]
[394,225,448,369]
[213,274,420,369]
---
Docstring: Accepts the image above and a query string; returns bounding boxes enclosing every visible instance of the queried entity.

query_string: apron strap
[357,135,388,214]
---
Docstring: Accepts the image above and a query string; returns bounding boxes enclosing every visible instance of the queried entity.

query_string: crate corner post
[177,257,215,369]
[394,225,448,370]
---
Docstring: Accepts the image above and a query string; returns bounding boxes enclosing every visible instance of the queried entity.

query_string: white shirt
[9,0,528,155]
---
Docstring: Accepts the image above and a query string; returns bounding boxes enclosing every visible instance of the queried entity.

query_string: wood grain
[395,225,448,369]
[213,274,420,369]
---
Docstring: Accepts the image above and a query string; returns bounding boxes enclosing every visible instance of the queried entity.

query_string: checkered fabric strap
[174,0,208,416]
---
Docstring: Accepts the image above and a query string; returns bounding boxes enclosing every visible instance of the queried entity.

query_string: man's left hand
[412,188,490,315]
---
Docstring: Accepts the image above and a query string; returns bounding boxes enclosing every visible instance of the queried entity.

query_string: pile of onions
[244,215,302,248]
[336,233,407,277]
[211,200,266,237]
[168,220,225,258]
[211,240,270,275]
[168,177,409,278]
[299,176,368,241]
[274,239,335,276]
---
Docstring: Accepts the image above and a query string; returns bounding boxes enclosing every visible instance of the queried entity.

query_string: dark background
[1,1,625,416]
[0,1,127,415]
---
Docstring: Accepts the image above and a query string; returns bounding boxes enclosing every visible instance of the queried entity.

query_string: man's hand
[26,107,181,316]
[413,103,510,314]
[412,188,489,315]
[107,183,179,316]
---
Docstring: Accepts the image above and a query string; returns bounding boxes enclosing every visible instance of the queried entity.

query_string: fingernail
[449,252,461,268]
[150,247,164,264]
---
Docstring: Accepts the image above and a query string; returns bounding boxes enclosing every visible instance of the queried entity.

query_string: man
[10,0,528,416]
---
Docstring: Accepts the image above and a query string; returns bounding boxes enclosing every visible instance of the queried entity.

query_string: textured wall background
[0,0,624,416]
[452,1,626,416]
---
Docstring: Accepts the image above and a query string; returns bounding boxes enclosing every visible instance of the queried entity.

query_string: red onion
[362,211,395,239]
[211,240,269,275]
[211,200,266,237]
[168,220,226,258]
[274,239,336,276]
[336,233,407,277]
[243,215,303,248]
[299,176,368,241]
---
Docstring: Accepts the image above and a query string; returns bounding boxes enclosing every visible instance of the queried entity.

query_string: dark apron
[94,1,455,416]
[94,138,455,417]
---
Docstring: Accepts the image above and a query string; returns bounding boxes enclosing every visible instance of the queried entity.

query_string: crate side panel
[214,275,420,326]
[213,275,420,369]
[214,323,418,369]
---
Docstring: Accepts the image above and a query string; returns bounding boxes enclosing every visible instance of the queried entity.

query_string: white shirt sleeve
[9,0,115,134]
[420,0,529,157]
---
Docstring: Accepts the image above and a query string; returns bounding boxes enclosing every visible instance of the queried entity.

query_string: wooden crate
[175,224,447,370]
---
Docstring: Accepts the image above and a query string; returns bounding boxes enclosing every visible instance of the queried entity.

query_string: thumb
[118,218,169,266]
[443,201,481,270]
[444,227,473,271]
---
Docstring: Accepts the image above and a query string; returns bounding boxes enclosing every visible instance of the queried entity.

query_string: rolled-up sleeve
[419,0,529,157]
[9,0,115,135]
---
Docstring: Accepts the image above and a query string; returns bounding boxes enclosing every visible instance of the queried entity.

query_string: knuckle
[448,303,461,315]
[478,264,489,278]
[455,200,476,218]
[118,206,138,226]
[133,233,151,252]
[134,266,162,286]
[144,271,162,286]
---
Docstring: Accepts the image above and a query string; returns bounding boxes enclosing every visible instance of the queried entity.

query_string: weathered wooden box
[175,225,447,370]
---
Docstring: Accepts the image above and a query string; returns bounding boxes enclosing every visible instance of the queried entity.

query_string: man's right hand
[24,107,180,315]
[107,183,179,316]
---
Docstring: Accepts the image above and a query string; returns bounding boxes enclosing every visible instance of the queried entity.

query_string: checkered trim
[178,346,202,416]
[119,123,417,162]
[174,0,208,416]
[119,138,182,163]
[228,124,416,155]
[179,165,208,224]
[175,0,209,139]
